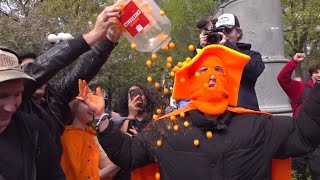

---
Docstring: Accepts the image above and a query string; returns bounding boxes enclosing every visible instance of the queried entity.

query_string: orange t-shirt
[61,126,100,180]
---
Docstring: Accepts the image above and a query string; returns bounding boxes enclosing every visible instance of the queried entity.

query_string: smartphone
[127,120,138,135]
[129,89,142,100]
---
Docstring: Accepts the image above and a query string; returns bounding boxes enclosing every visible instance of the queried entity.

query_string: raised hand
[127,95,142,120]
[293,53,306,62]
[84,5,121,46]
[78,79,105,116]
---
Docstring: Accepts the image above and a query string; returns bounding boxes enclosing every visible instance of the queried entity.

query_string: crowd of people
[0,2,320,180]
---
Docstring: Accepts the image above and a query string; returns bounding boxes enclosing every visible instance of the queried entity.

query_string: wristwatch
[92,113,109,130]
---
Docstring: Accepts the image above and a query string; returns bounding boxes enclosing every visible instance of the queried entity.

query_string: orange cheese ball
[155,172,160,180]
[156,140,162,147]
[153,114,158,120]
[151,53,157,60]
[166,63,172,68]
[203,83,209,88]
[195,72,200,77]
[188,45,195,51]
[131,43,137,49]
[156,109,162,114]
[119,2,126,10]
[167,56,173,63]
[161,34,168,41]
[155,82,160,89]
[180,78,186,83]
[186,57,192,62]
[146,60,152,68]
[173,125,179,132]
[206,131,213,139]
[180,112,185,118]
[160,10,165,16]
[170,115,176,121]
[162,45,169,51]
[184,121,190,128]
[147,76,153,83]
[172,66,180,73]
[170,71,175,77]
[164,87,169,94]
[194,139,200,147]
[177,62,183,67]
[169,42,175,49]
[141,1,148,7]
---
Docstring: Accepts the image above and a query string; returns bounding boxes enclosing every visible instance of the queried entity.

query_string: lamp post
[47,33,73,44]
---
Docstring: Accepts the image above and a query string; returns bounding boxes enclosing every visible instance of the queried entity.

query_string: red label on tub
[119,1,150,37]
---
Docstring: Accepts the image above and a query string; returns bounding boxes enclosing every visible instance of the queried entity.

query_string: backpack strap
[293,84,312,113]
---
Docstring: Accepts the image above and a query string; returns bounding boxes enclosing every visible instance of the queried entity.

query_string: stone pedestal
[216,0,292,115]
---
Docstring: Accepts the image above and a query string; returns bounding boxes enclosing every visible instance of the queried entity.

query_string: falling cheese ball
[180,112,185,118]
[146,60,152,68]
[156,140,162,147]
[169,42,176,49]
[156,109,162,114]
[189,45,195,51]
[206,131,213,139]
[131,43,137,49]
[173,125,179,132]
[155,82,161,89]
[147,76,153,83]
[160,10,165,16]
[170,71,175,77]
[180,78,186,83]
[170,115,176,121]
[194,139,200,147]
[177,62,183,68]
[167,56,173,63]
[155,172,160,180]
[186,57,192,63]
[166,63,172,68]
[184,121,190,128]
[172,66,180,73]
[164,87,169,94]
[195,72,200,77]
[151,53,157,60]
[153,114,158,120]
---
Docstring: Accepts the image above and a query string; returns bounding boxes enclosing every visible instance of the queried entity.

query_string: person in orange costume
[61,80,119,180]
[88,45,320,180]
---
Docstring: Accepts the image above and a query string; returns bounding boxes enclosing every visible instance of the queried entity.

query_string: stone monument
[216,0,291,115]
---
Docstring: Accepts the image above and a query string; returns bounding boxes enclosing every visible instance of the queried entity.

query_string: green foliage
[281,0,320,78]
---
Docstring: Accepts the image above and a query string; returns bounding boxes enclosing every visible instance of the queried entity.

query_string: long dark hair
[114,84,157,117]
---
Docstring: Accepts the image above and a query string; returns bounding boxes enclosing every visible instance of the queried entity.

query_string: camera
[206,27,226,44]
[197,18,234,44]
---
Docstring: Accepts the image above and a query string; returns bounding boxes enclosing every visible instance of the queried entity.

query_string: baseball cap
[0,46,35,83]
[215,13,240,28]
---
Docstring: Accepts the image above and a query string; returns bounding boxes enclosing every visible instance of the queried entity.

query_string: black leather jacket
[20,36,117,156]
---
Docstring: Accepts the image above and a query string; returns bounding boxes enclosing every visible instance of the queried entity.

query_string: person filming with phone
[114,85,156,136]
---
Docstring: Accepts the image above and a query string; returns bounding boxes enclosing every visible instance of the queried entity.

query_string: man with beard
[81,45,320,179]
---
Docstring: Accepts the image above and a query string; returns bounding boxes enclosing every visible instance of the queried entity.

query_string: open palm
[78,79,105,116]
